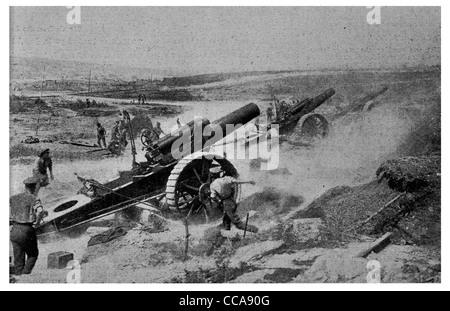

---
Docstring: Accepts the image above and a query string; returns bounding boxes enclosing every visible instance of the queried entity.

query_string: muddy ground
[9,68,441,283]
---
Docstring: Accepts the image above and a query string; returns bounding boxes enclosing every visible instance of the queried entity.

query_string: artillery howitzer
[273,88,336,139]
[36,104,260,236]
[270,86,388,141]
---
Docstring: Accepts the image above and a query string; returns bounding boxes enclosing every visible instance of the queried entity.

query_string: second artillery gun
[271,88,336,139]
[268,86,389,141]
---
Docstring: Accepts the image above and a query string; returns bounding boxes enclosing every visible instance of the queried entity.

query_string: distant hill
[10,56,184,83]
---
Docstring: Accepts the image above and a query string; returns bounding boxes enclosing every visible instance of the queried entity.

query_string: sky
[10,6,441,74]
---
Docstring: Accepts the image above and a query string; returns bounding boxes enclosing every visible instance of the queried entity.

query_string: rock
[248,211,257,219]
[230,241,284,268]
[140,210,152,224]
[140,214,169,233]
[293,250,367,283]
[220,229,241,240]
[86,226,110,237]
[253,248,327,270]
[231,269,274,283]
[264,268,303,283]
[429,262,441,272]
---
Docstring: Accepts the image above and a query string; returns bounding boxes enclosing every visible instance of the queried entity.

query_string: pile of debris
[291,155,440,246]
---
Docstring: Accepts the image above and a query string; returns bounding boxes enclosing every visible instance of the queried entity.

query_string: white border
[2,1,447,291]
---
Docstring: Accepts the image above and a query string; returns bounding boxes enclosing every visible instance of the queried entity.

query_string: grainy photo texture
[9,6,441,284]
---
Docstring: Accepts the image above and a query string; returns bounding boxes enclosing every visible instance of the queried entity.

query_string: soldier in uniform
[209,170,259,234]
[96,123,107,148]
[267,104,274,124]
[33,149,54,195]
[153,122,166,139]
[111,121,121,141]
[10,178,47,276]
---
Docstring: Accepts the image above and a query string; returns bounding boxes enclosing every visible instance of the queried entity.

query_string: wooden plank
[346,193,405,233]
[357,232,393,258]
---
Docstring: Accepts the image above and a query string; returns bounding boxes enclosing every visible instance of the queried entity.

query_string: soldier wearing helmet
[10,177,47,276]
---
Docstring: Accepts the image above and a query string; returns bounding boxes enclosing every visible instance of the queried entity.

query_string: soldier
[10,177,47,276]
[177,118,183,129]
[209,171,259,234]
[86,98,91,108]
[267,104,274,124]
[96,123,107,148]
[111,121,121,141]
[138,94,142,105]
[33,149,54,195]
[153,122,166,139]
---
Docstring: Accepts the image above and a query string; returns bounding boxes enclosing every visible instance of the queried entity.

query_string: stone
[86,226,110,237]
[48,252,74,270]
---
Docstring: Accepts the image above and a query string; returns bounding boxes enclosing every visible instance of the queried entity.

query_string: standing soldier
[33,149,54,195]
[96,123,107,148]
[10,178,47,276]
[111,121,121,141]
[86,98,91,108]
[153,122,166,139]
[177,118,183,129]
[138,94,142,105]
[209,170,259,234]
[142,94,146,104]
[267,103,274,124]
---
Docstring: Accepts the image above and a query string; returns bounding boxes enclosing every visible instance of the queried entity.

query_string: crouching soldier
[10,178,47,276]
[209,170,259,234]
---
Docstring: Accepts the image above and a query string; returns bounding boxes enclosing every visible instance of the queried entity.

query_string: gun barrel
[212,103,261,133]
[151,118,211,154]
[301,88,336,115]
[352,86,389,111]
[149,103,260,159]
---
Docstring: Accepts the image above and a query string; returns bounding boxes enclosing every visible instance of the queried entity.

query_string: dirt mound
[396,95,440,156]
[292,181,399,242]
[376,156,440,192]
[10,96,51,114]
[291,155,440,246]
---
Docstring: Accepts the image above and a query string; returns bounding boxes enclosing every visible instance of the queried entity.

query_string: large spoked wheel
[165,152,240,223]
[297,113,330,140]
[141,130,156,147]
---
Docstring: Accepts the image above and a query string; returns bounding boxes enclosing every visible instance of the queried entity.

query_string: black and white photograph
[6,4,443,289]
